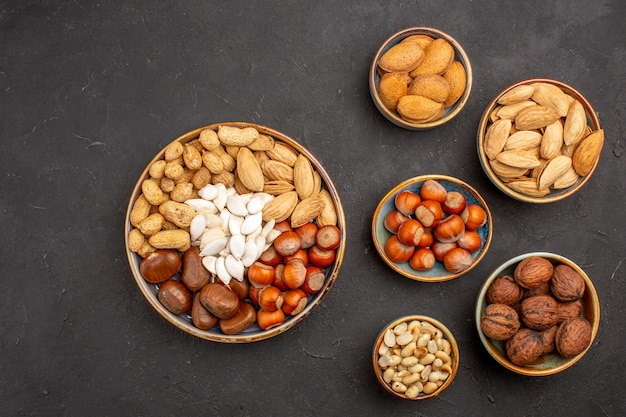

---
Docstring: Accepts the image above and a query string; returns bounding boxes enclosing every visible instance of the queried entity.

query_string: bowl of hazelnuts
[475,252,600,376]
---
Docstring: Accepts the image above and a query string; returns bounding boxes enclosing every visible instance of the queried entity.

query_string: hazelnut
[521,295,560,330]
[481,303,521,340]
[540,325,558,354]
[506,328,544,366]
[551,264,585,302]
[486,275,524,306]
[558,299,584,322]
[556,317,592,358]
[514,256,554,289]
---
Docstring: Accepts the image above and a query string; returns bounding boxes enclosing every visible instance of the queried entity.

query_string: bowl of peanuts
[477,78,604,203]
[373,315,460,400]
[475,252,600,376]
[125,122,346,343]
[372,175,493,282]
[369,27,473,130]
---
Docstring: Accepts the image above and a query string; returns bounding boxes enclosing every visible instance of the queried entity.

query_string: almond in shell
[262,191,298,223]
[316,189,338,227]
[497,84,536,105]
[407,74,451,103]
[552,166,580,189]
[396,94,444,123]
[263,180,295,195]
[572,129,604,176]
[530,83,574,117]
[540,120,564,159]
[293,154,315,200]
[497,100,537,120]
[401,34,434,50]
[378,73,409,112]
[496,149,542,169]
[266,142,298,167]
[563,99,587,146]
[409,38,454,76]
[489,159,529,179]
[442,61,467,107]
[484,118,512,160]
[503,130,542,151]
[515,105,561,131]
[537,155,573,190]
[507,179,550,197]
[235,147,264,192]
[263,160,294,182]
[290,197,325,228]
[378,41,425,73]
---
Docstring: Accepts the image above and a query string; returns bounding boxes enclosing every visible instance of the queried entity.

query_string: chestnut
[198,282,240,319]
[158,280,192,315]
[180,247,211,291]
[191,293,218,330]
[219,301,257,335]
[140,249,181,284]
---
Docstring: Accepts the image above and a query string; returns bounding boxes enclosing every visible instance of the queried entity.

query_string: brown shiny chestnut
[140,249,181,284]
[180,247,211,291]
[199,282,240,319]
[157,280,192,315]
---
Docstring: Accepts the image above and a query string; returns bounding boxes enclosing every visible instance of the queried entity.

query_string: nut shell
[556,317,592,358]
[505,328,544,366]
[558,299,584,321]
[551,264,585,302]
[486,275,523,306]
[481,303,521,340]
[521,295,560,330]
[514,256,554,289]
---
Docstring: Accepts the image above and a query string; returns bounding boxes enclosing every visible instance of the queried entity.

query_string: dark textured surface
[1,1,625,416]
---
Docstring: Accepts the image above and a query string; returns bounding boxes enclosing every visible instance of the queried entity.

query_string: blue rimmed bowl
[372,175,492,282]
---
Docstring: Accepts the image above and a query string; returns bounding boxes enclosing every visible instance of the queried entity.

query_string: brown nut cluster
[481,256,593,365]
[482,82,604,198]
[376,35,467,124]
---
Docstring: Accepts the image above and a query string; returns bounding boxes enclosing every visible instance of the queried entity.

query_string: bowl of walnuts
[125,122,346,343]
[369,27,473,130]
[475,252,600,376]
[477,78,604,203]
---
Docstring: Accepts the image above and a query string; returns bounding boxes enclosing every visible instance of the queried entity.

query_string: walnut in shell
[556,317,592,358]
[558,299,584,322]
[551,264,585,302]
[540,325,559,355]
[514,256,554,289]
[486,275,524,306]
[481,303,521,340]
[521,294,560,330]
[506,328,544,366]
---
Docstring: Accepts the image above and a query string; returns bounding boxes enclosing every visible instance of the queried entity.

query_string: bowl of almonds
[369,27,473,130]
[373,315,460,400]
[475,252,600,376]
[477,78,604,203]
[125,122,346,343]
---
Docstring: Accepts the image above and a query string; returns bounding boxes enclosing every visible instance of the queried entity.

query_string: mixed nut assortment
[383,179,488,275]
[376,318,455,399]
[483,82,605,197]
[480,256,593,366]
[128,125,342,335]
[376,35,467,123]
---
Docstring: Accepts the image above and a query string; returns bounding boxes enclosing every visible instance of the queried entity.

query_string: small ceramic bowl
[373,315,460,400]
[125,122,346,343]
[369,27,473,130]
[475,252,600,376]
[477,78,603,203]
[372,175,492,282]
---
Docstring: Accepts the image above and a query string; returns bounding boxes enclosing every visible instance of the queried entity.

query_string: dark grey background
[1,1,625,416]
